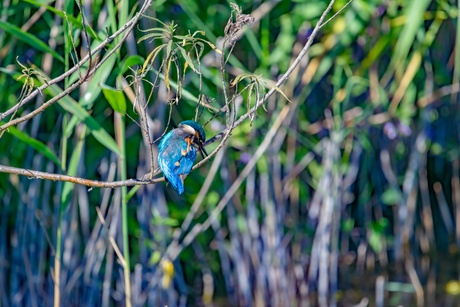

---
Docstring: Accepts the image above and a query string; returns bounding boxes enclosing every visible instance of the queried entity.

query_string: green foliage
[3,123,61,166]
[139,17,220,94]
[368,218,389,253]
[381,188,403,205]
[0,20,64,62]
[1,0,460,306]
[102,84,127,114]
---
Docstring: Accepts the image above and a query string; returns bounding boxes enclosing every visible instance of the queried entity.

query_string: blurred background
[1,0,460,306]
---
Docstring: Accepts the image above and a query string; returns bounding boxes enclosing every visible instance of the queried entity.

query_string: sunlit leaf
[137,32,166,43]
[446,281,460,295]
[142,44,166,73]
[381,188,403,205]
[368,229,383,253]
[101,84,126,114]
[119,55,145,76]
[149,251,161,266]
[178,46,197,72]
[164,55,172,92]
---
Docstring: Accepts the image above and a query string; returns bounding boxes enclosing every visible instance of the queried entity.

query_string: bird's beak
[199,142,208,159]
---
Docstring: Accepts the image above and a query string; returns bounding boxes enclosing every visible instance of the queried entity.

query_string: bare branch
[0,164,162,188]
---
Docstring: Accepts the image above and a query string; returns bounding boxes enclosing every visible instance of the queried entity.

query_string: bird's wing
[159,134,196,174]
[176,147,196,176]
[158,131,197,194]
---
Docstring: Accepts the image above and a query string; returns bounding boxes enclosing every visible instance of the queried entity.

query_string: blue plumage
[158,120,207,194]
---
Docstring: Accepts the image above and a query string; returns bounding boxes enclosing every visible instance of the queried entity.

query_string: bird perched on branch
[158,120,207,194]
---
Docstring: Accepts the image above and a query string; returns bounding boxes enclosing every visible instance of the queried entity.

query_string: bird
[158,120,208,194]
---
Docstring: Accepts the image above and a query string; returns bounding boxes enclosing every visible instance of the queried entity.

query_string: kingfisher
[158,120,208,194]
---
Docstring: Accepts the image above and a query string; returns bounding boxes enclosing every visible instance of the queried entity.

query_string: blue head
[158,120,207,194]
[178,120,207,157]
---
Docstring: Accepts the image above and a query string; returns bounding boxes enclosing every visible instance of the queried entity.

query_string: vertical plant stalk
[454,159,460,247]
[51,2,66,304]
[54,124,87,307]
[115,111,131,306]
[452,0,460,249]
[53,227,62,307]
[450,0,460,106]
[115,8,133,298]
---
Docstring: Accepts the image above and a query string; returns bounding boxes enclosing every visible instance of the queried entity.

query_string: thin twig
[76,0,92,81]
[318,0,353,30]
[64,12,82,80]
